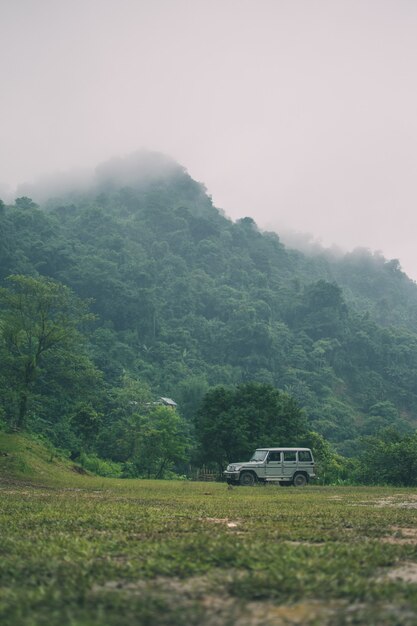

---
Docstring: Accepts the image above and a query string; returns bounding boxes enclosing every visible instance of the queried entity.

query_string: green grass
[2,433,417,625]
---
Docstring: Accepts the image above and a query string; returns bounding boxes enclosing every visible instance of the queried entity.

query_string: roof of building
[159,397,177,407]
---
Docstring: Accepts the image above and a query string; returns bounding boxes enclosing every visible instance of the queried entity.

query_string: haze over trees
[1,151,417,480]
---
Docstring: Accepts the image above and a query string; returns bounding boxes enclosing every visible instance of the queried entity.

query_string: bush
[79,452,122,477]
[301,431,358,485]
[356,429,417,486]
[0,407,7,432]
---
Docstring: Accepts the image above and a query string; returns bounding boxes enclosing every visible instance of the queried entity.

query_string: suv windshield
[250,450,268,462]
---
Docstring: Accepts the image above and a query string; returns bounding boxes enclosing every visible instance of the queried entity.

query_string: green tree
[14,196,39,210]
[96,375,152,462]
[293,280,348,340]
[70,403,103,451]
[195,382,307,470]
[133,405,189,478]
[301,431,356,484]
[0,274,95,429]
[357,429,417,486]
[176,376,209,421]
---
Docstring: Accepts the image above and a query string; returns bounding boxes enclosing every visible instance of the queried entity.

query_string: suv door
[297,450,314,476]
[282,450,297,479]
[265,451,282,479]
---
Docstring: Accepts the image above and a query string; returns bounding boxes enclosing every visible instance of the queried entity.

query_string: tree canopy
[0,274,100,431]
[195,382,308,469]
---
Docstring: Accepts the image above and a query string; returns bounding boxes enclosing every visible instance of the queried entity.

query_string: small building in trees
[158,397,177,409]
[145,397,178,410]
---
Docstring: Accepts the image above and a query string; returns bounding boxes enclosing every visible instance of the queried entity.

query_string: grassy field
[2,435,417,625]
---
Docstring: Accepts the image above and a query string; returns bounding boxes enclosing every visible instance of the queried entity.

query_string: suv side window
[298,451,312,462]
[267,451,281,462]
[283,451,296,462]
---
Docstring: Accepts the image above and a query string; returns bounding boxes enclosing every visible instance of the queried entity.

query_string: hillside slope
[1,151,417,448]
[0,432,92,486]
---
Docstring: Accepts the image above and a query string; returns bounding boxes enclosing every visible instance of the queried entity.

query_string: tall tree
[0,274,95,429]
[133,405,190,478]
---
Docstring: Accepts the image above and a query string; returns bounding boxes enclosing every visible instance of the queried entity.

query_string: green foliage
[2,152,417,466]
[175,375,209,421]
[0,406,7,431]
[0,274,99,430]
[357,429,417,486]
[132,405,190,478]
[70,403,103,449]
[14,196,39,210]
[301,431,357,484]
[292,280,348,340]
[95,375,153,462]
[195,382,307,468]
[78,451,122,477]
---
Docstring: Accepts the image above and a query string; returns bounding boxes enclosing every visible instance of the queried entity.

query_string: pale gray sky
[1,0,417,279]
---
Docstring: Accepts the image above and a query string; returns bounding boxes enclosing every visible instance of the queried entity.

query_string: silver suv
[224,447,316,487]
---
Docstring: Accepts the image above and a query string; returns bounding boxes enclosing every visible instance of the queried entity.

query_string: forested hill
[1,151,417,451]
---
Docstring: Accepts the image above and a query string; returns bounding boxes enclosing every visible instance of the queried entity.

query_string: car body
[224,447,316,486]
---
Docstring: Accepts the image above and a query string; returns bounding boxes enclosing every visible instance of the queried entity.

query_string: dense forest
[1,151,417,481]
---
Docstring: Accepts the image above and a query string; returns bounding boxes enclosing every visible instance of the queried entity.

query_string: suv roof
[255,448,311,452]
[256,448,311,452]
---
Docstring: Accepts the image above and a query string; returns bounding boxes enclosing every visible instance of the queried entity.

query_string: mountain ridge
[1,151,417,455]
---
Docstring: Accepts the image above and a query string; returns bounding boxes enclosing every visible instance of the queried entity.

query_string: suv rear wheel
[239,471,256,487]
[293,473,307,487]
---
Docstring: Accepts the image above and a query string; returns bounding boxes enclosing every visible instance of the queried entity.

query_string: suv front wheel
[239,471,256,487]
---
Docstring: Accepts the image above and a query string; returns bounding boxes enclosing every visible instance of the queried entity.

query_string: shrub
[356,429,417,486]
[79,452,122,478]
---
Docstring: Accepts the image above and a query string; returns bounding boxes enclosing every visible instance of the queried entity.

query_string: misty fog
[1,0,417,278]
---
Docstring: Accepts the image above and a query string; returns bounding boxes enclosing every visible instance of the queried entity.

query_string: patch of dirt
[381,527,417,545]
[92,575,212,596]
[375,498,398,507]
[348,495,417,509]
[202,518,241,529]
[379,562,417,584]
[98,574,417,625]
[243,600,341,625]
[284,540,326,546]
[71,464,88,474]
[373,496,417,509]
[91,575,341,625]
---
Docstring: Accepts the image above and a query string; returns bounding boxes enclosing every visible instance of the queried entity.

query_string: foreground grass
[2,435,417,624]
